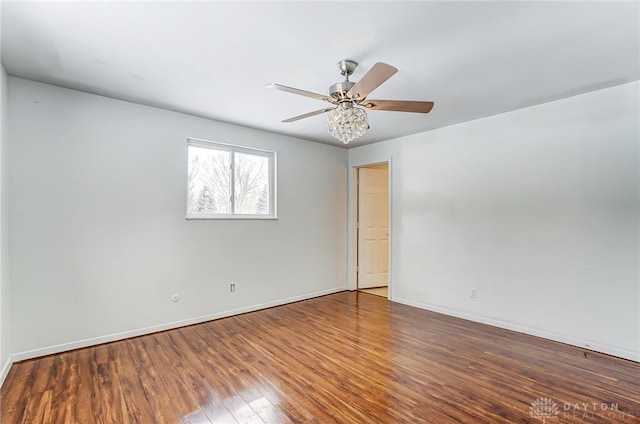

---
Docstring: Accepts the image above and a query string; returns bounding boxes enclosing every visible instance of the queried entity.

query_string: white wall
[0,0,12,383]
[0,64,12,381]
[349,81,640,361]
[8,77,347,359]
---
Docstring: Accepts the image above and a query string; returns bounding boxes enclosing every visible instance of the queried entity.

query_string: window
[186,138,276,219]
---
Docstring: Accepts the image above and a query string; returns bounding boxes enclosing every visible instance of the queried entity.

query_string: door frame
[351,160,393,299]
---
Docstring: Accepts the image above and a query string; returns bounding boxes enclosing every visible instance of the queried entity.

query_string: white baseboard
[393,297,640,363]
[12,286,347,362]
[0,356,12,389]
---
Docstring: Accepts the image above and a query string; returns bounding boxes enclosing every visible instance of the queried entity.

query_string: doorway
[356,162,390,298]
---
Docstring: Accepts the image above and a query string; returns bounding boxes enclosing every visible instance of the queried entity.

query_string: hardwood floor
[1,291,639,423]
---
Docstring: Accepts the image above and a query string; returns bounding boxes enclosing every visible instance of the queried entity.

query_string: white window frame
[186,138,277,220]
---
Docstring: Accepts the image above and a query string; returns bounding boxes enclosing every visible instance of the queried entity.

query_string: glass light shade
[327,104,368,144]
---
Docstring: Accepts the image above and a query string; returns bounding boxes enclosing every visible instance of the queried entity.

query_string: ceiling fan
[266,59,434,144]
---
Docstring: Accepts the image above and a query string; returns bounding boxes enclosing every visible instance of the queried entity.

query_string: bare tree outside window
[234,153,269,214]
[187,140,275,218]
[188,146,231,214]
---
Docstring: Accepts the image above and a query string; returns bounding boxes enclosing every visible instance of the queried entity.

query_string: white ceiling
[2,1,639,147]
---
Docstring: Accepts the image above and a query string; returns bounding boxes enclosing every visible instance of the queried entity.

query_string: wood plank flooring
[1,291,639,423]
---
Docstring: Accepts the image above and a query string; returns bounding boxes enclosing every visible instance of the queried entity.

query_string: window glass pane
[234,152,269,215]
[187,145,231,214]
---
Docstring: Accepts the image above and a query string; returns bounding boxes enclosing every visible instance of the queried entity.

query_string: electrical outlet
[470,288,477,299]
[230,283,236,292]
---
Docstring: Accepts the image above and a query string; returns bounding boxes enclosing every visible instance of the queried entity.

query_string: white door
[357,166,389,288]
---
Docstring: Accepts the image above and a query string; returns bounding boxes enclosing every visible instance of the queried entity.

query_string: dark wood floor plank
[91,343,135,424]
[0,358,39,423]
[170,327,264,424]
[18,389,52,424]
[158,327,239,423]
[125,338,186,424]
[2,291,639,423]
[75,347,100,424]
[189,323,313,424]
[138,334,213,424]
[225,327,369,423]
[47,351,77,424]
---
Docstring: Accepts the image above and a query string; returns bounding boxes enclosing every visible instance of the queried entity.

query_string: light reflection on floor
[182,393,288,423]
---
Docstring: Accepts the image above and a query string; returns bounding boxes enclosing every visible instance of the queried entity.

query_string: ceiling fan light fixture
[268,60,433,145]
[326,103,368,144]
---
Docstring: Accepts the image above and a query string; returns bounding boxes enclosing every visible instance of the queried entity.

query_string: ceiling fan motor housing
[329,81,356,101]
[330,59,359,101]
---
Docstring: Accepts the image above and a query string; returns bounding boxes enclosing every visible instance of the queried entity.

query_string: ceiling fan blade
[282,107,336,123]
[361,100,434,113]
[266,83,332,102]
[347,62,398,100]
